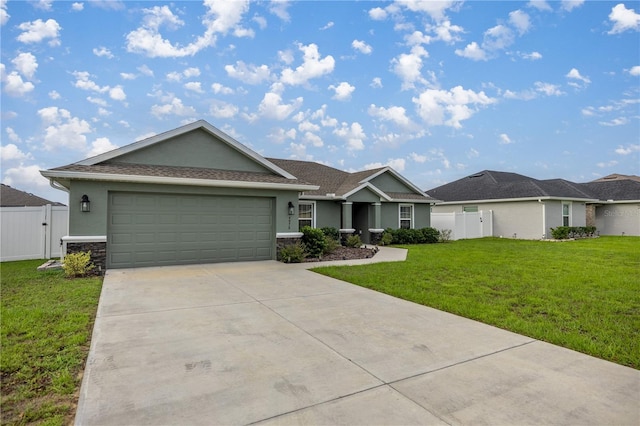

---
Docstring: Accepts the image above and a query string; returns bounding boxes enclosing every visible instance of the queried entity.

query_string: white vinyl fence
[431,210,493,240]
[0,205,68,262]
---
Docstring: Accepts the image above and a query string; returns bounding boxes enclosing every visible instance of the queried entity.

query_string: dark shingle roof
[580,180,640,201]
[426,170,597,202]
[1,184,65,207]
[47,162,309,186]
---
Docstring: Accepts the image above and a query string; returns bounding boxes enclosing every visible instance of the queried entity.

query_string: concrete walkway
[76,248,639,425]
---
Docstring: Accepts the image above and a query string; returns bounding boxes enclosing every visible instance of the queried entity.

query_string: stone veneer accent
[66,242,106,275]
[276,236,303,260]
[339,230,355,245]
[369,230,384,245]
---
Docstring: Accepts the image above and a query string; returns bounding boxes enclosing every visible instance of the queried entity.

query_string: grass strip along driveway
[314,236,639,370]
[1,260,102,425]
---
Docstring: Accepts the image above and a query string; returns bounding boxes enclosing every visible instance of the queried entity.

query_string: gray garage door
[108,192,274,268]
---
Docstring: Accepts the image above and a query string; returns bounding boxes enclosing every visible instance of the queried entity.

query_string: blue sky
[1,0,639,204]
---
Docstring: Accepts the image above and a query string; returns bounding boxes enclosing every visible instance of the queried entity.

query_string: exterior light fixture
[287,201,295,216]
[80,194,90,212]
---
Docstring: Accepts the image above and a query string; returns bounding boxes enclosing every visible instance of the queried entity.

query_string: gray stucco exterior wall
[595,204,640,236]
[315,200,341,229]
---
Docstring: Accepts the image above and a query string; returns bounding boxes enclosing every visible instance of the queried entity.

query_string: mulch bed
[303,246,379,262]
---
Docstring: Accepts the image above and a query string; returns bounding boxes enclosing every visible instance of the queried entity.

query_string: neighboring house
[581,175,640,236]
[426,170,598,240]
[1,185,68,261]
[41,120,434,270]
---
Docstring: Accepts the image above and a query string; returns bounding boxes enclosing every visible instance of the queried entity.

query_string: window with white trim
[298,202,314,230]
[399,204,413,229]
[562,202,571,226]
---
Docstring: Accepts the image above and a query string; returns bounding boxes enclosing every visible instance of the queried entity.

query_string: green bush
[438,229,453,243]
[320,227,340,241]
[419,227,440,244]
[278,242,306,263]
[345,234,363,248]
[550,226,597,240]
[63,251,94,278]
[301,226,327,258]
[385,227,440,244]
[380,231,393,246]
[323,235,341,255]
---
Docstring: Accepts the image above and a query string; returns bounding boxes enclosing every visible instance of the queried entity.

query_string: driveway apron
[76,258,639,425]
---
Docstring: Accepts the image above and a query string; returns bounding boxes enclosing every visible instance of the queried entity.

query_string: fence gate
[0,205,68,261]
[431,210,493,240]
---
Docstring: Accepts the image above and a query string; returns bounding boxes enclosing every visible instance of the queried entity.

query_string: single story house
[582,174,640,236]
[41,120,435,270]
[1,184,65,207]
[426,170,599,240]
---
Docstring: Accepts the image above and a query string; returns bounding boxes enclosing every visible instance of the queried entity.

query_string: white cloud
[71,2,84,11]
[367,158,406,171]
[269,0,291,22]
[599,117,628,126]
[225,61,271,84]
[614,144,640,155]
[184,81,204,93]
[333,122,366,151]
[628,66,640,76]
[398,0,460,22]
[211,82,234,94]
[5,127,21,143]
[352,39,372,54]
[320,21,334,30]
[528,1,552,12]
[109,85,126,101]
[455,41,487,61]
[498,133,513,144]
[37,106,92,151]
[2,70,35,96]
[11,52,38,79]
[410,152,427,163]
[281,43,335,86]
[35,0,53,10]
[252,15,267,30]
[561,0,584,12]
[329,82,355,101]
[428,20,464,44]
[87,137,118,157]
[509,10,531,35]
[120,72,136,80]
[1,143,32,161]
[371,77,383,88]
[391,45,429,89]
[125,1,252,58]
[87,96,107,107]
[413,86,497,128]
[3,164,51,190]
[303,132,323,147]
[268,127,296,143]
[608,3,640,34]
[278,49,294,64]
[534,81,564,96]
[483,24,515,51]
[368,104,412,128]
[150,96,196,117]
[209,101,239,118]
[258,91,303,120]
[596,160,618,168]
[1,0,10,25]
[467,148,480,158]
[93,46,113,58]
[521,51,542,60]
[138,64,154,77]
[368,7,387,20]
[72,70,109,93]
[17,18,61,46]
[566,68,590,88]
[298,120,320,132]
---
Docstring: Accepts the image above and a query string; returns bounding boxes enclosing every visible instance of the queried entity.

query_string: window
[298,202,314,230]
[463,206,478,213]
[399,204,413,229]
[562,202,571,226]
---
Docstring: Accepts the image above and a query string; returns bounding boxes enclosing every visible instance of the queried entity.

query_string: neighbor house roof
[426,170,599,203]
[1,184,65,207]
[591,174,640,183]
[580,179,640,202]
[268,158,436,203]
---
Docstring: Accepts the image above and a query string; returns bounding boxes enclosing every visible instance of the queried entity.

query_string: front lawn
[314,237,640,369]
[1,260,103,425]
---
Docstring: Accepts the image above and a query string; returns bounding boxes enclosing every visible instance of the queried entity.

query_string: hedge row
[383,227,440,244]
[549,226,597,240]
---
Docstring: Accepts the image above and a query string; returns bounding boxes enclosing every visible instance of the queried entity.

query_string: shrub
[323,235,341,255]
[419,227,440,244]
[63,251,94,278]
[379,231,393,246]
[550,226,597,239]
[385,227,440,244]
[345,234,363,248]
[278,242,306,263]
[301,226,327,258]
[320,227,340,241]
[438,229,453,243]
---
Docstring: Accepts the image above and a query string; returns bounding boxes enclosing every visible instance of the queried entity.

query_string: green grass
[1,260,103,425]
[314,237,640,369]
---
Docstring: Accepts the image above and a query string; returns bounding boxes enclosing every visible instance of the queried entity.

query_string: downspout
[539,199,546,239]
[49,178,69,193]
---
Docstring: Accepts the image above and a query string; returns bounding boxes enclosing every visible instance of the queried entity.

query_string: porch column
[341,202,353,230]
[369,202,384,245]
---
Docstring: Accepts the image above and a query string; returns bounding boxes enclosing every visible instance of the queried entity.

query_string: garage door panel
[108,193,274,268]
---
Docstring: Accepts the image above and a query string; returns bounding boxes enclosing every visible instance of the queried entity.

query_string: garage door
[108,192,274,268]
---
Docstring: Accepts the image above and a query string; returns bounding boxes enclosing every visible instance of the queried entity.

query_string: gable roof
[426,170,599,203]
[41,120,318,192]
[268,158,436,203]
[1,184,65,207]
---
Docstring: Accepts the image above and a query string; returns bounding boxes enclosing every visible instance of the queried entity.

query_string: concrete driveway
[76,250,639,425]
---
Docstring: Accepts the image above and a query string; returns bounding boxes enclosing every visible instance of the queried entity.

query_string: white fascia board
[359,167,426,195]
[40,170,319,192]
[299,194,345,201]
[597,199,640,204]
[343,183,392,201]
[62,235,107,242]
[75,120,298,180]
[434,196,599,205]
[391,198,437,204]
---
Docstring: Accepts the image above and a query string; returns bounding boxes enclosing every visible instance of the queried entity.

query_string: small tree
[63,251,94,278]
[301,226,327,258]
